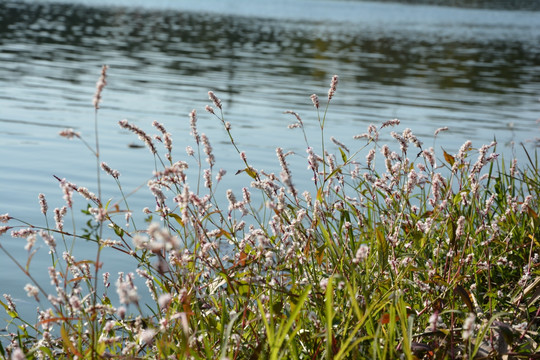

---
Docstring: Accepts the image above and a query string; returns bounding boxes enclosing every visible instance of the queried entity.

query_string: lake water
[1,0,539,329]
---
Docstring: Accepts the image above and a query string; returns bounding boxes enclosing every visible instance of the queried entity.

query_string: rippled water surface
[1,0,539,325]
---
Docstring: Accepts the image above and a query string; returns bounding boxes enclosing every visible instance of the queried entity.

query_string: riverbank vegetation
[1,69,539,359]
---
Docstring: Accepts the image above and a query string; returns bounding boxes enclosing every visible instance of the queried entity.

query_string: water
[1,0,539,329]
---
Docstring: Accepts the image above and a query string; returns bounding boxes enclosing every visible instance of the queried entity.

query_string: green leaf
[0,299,18,318]
[168,213,184,227]
[237,281,250,297]
[112,224,124,237]
[220,311,242,360]
[235,167,259,179]
[472,312,507,358]
[273,299,284,312]
[96,341,106,357]
[316,187,324,203]
[376,227,388,269]
[39,346,53,358]
[325,277,334,360]
[257,298,274,346]
[271,285,311,360]
[339,148,348,163]
[101,296,111,306]
[61,325,82,357]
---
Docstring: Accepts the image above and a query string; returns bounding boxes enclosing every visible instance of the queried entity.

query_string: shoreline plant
[0,68,539,359]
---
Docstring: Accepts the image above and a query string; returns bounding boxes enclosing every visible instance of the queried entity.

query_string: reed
[0,70,538,359]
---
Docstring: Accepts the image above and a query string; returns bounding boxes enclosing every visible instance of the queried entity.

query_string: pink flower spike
[310,94,319,108]
[434,127,449,136]
[328,75,338,100]
[59,128,81,139]
[93,65,109,110]
[208,91,222,110]
[38,194,48,215]
[0,213,10,223]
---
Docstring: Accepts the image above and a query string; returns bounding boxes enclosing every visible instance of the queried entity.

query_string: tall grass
[0,69,538,359]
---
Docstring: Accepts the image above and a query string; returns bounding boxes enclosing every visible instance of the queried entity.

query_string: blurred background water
[1,0,539,330]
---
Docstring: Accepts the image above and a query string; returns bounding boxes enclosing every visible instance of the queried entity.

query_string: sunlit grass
[0,70,538,359]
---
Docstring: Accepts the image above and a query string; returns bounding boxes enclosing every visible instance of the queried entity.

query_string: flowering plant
[0,69,538,359]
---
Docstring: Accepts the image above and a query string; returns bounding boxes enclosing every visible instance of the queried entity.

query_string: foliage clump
[0,70,539,359]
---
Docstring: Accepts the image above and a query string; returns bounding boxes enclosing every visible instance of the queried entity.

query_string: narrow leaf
[454,285,475,313]
[168,213,184,227]
[443,150,455,166]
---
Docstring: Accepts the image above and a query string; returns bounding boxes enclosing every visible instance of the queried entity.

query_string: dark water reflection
[3,2,538,91]
[0,0,539,324]
[2,2,539,99]
[371,0,540,11]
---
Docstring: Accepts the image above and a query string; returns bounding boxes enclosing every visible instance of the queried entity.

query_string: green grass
[0,70,538,359]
